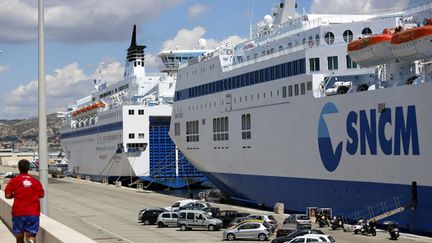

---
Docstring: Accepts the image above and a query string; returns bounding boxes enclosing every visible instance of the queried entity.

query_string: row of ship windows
[99,111,121,121]
[176,114,252,143]
[128,109,145,115]
[175,58,306,101]
[100,84,129,99]
[185,81,312,112]
[245,28,372,61]
[128,133,145,139]
[179,28,371,80]
[309,55,358,72]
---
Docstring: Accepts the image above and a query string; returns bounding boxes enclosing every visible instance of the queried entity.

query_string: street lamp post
[38,0,49,215]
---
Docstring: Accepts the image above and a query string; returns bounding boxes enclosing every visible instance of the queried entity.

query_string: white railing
[405,0,432,16]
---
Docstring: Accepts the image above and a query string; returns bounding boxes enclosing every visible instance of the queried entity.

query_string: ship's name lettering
[345,105,419,155]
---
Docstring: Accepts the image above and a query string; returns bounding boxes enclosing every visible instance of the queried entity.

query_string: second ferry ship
[170,0,432,234]
[59,26,208,188]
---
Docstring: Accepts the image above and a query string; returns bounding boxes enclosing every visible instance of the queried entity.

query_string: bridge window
[186,120,199,142]
[128,109,134,115]
[174,122,180,136]
[129,133,135,139]
[315,34,320,46]
[346,55,358,69]
[213,117,229,141]
[282,86,287,98]
[309,58,320,72]
[294,84,299,96]
[307,81,313,91]
[288,85,293,97]
[301,83,306,95]
[328,56,339,70]
[241,114,252,140]
[138,109,144,115]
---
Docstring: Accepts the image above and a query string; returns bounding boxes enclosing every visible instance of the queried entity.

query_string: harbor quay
[1,166,431,243]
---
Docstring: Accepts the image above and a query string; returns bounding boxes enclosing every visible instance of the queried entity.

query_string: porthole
[343,30,354,43]
[362,27,372,36]
[324,32,335,45]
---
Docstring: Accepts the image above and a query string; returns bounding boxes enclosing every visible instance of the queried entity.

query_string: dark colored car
[271,229,325,243]
[204,207,221,217]
[275,225,296,237]
[216,210,250,228]
[138,208,167,225]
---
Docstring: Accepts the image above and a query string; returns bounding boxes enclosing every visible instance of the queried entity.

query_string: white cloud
[187,4,211,19]
[0,0,181,43]
[2,59,124,118]
[310,0,410,14]
[161,26,246,51]
[0,65,9,74]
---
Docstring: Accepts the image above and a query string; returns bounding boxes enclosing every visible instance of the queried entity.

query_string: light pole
[38,0,49,215]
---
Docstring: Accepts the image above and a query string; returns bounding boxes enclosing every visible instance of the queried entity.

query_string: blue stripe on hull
[203,172,432,235]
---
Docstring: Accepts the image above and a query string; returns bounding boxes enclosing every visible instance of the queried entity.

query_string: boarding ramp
[351,195,412,223]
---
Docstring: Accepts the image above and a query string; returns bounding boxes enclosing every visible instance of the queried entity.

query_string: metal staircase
[351,182,417,223]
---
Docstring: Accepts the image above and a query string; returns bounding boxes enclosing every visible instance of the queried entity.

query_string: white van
[165,199,196,211]
[178,210,222,231]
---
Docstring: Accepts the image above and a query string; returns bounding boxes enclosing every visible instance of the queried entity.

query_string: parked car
[179,201,211,211]
[48,164,65,178]
[138,208,167,225]
[156,212,178,227]
[228,217,248,228]
[223,222,273,241]
[216,210,250,228]
[178,210,222,231]
[272,229,325,243]
[287,234,336,243]
[165,199,196,211]
[245,214,279,229]
[204,206,221,216]
[29,162,39,172]
[283,214,312,230]
[276,225,297,237]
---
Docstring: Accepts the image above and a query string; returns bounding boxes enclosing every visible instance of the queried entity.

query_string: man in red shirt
[5,159,45,243]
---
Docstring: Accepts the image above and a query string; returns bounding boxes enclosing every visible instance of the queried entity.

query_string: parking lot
[1,166,431,243]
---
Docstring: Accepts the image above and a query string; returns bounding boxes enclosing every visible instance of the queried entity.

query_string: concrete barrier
[115,181,122,188]
[0,193,96,243]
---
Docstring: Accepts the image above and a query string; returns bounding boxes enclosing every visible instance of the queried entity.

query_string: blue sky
[0,0,421,119]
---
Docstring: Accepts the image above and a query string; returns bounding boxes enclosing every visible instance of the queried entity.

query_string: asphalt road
[1,166,431,243]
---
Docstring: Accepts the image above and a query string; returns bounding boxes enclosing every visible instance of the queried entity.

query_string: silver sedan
[223,222,272,241]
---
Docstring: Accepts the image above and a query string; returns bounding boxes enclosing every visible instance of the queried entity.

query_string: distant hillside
[0,113,62,149]
[0,119,24,126]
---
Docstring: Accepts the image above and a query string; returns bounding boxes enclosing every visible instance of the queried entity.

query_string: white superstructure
[59,26,205,188]
[170,0,432,234]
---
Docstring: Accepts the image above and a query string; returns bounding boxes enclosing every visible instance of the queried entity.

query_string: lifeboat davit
[347,29,395,67]
[391,19,432,62]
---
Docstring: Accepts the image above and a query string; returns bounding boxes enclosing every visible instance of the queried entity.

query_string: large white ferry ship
[59,26,208,188]
[170,0,432,234]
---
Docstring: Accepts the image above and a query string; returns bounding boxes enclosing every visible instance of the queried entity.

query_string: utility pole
[38,0,49,215]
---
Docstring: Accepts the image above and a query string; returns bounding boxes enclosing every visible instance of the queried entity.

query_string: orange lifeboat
[391,19,432,62]
[347,29,395,67]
